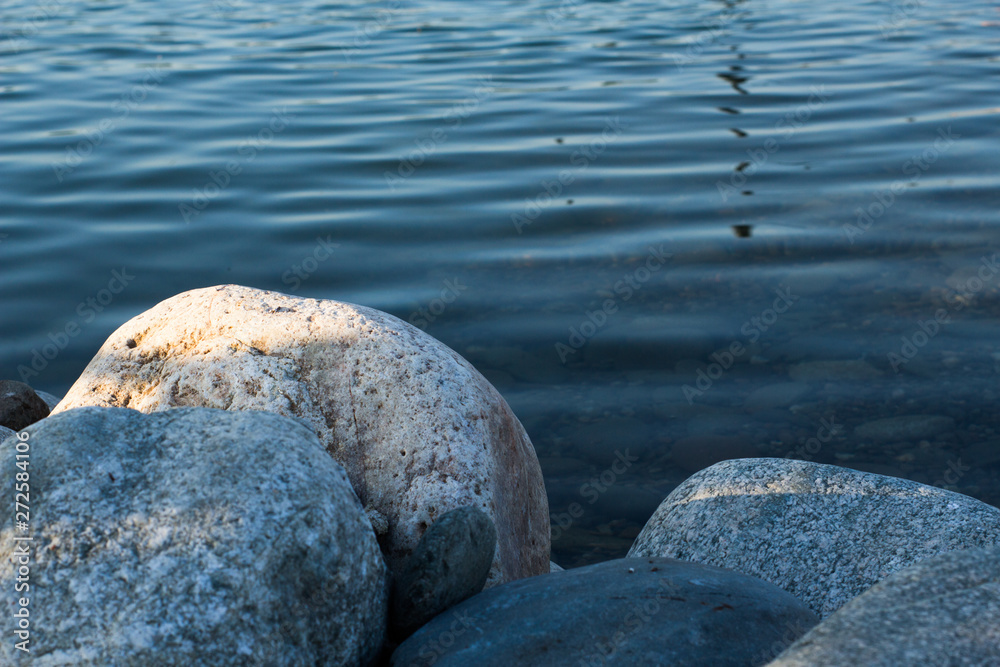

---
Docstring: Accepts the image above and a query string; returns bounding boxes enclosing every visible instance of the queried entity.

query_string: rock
[391,557,818,667]
[0,380,50,430]
[854,414,955,443]
[52,285,549,587]
[392,507,496,638]
[549,561,564,572]
[767,547,1000,666]
[628,458,1000,617]
[788,359,882,382]
[33,390,61,411]
[0,425,13,442]
[0,406,387,666]
[670,435,758,473]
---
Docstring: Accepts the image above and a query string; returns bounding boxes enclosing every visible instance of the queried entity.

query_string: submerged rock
[53,284,549,587]
[853,414,955,443]
[391,506,496,638]
[391,557,818,667]
[0,406,388,666]
[0,380,50,430]
[767,547,1000,666]
[629,458,1000,617]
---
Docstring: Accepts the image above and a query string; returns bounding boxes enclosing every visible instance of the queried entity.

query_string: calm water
[3,0,1000,566]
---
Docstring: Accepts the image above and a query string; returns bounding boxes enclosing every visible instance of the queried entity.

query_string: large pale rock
[768,547,1000,666]
[53,284,549,586]
[628,458,1000,617]
[390,557,819,667]
[0,406,387,666]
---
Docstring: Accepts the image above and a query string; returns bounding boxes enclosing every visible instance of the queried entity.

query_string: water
[3,0,1000,566]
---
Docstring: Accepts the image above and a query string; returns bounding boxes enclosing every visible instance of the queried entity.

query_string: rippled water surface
[3,0,1000,565]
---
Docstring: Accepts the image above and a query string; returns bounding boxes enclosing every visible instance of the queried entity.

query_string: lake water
[3,0,1000,567]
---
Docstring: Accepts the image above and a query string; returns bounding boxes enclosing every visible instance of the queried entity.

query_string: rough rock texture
[392,506,496,638]
[0,406,388,667]
[53,285,549,587]
[628,458,1000,617]
[391,557,819,667]
[0,380,50,430]
[767,547,1000,666]
[0,425,13,442]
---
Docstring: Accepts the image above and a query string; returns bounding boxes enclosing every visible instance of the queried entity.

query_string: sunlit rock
[54,284,549,587]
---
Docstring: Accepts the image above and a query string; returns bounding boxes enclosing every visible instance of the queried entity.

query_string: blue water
[3,0,1000,565]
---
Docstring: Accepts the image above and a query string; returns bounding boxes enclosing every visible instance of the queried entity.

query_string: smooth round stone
[0,406,388,666]
[390,557,818,667]
[629,458,1000,618]
[767,547,1000,666]
[52,284,549,587]
[392,507,496,638]
[0,380,50,430]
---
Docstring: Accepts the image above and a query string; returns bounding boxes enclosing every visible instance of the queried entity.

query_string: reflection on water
[2,0,1000,567]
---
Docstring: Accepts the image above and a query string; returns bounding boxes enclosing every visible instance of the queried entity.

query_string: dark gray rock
[629,458,1000,617]
[0,380,50,430]
[768,547,1000,666]
[392,506,496,638]
[0,406,388,666]
[391,557,819,667]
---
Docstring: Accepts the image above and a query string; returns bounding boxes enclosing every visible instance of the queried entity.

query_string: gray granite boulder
[0,406,388,666]
[0,380,50,430]
[628,458,1000,617]
[0,425,13,442]
[52,285,549,587]
[767,547,1000,666]
[390,557,819,667]
[392,506,496,638]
